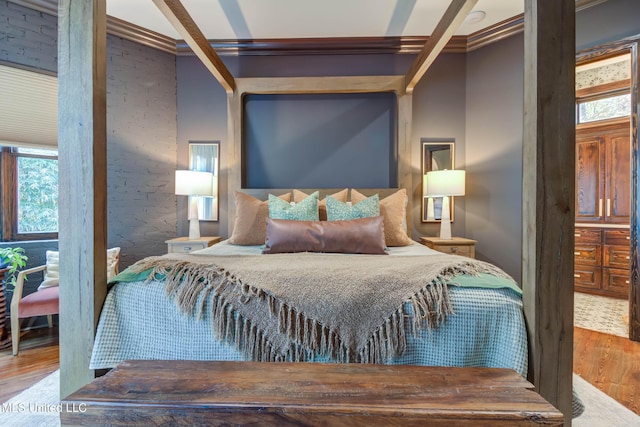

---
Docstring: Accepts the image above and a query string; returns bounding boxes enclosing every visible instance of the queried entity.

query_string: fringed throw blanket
[125,253,513,363]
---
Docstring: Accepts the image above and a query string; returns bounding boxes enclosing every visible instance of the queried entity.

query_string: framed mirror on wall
[189,141,219,221]
[422,141,454,222]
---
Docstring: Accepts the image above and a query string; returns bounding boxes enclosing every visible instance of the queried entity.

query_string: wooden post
[397,92,413,228]
[57,0,107,398]
[522,0,575,423]
[227,90,241,237]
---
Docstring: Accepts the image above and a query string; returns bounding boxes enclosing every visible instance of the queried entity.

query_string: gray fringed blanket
[124,253,512,363]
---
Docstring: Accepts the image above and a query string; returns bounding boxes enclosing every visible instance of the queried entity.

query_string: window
[577,93,631,124]
[1,146,58,241]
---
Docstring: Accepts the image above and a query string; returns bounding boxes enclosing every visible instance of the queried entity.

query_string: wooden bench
[61,360,563,426]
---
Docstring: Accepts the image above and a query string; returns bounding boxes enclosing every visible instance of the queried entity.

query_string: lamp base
[188,218,201,240]
[426,197,435,221]
[188,196,201,240]
[439,196,452,240]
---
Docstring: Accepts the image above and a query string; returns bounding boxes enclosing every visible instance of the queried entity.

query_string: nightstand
[420,237,477,259]
[166,236,222,254]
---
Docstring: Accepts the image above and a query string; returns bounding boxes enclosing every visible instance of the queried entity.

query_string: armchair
[10,248,120,356]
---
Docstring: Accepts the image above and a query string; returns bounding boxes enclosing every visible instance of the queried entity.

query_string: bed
[90,239,527,374]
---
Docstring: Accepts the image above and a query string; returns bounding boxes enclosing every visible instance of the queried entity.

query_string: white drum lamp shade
[425,170,466,240]
[175,170,214,239]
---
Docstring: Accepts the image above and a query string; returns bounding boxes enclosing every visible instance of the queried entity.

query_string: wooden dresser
[574,227,630,298]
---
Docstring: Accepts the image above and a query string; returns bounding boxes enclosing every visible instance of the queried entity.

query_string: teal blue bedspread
[92,265,527,374]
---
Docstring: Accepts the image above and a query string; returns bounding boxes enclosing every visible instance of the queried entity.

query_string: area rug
[574,292,628,338]
[573,373,640,426]
[0,370,59,426]
[1,369,638,426]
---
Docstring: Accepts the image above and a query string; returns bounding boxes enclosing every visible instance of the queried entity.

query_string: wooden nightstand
[166,236,222,254]
[420,237,477,259]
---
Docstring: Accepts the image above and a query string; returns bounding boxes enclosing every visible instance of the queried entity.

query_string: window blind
[0,64,58,148]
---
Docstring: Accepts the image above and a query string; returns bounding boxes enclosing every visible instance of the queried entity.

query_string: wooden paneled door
[575,119,631,299]
[606,131,631,224]
[575,119,630,225]
[576,135,604,222]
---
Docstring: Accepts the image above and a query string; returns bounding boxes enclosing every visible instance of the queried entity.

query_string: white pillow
[37,248,120,290]
[38,250,59,290]
[107,247,120,280]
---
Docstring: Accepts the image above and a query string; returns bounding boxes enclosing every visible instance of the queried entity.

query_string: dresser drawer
[602,268,630,297]
[166,237,222,254]
[574,244,601,265]
[604,229,630,245]
[573,265,601,290]
[603,245,630,269]
[433,244,473,257]
[574,228,602,244]
[168,242,209,253]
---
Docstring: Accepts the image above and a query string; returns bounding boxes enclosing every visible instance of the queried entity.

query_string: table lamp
[425,169,465,240]
[175,170,214,240]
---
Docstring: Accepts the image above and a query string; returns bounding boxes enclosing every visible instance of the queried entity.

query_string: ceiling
[106,0,526,40]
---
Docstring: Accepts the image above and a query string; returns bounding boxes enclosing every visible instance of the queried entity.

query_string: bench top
[62,360,563,426]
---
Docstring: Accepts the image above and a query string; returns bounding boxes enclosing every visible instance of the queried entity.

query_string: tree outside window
[1,147,58,241]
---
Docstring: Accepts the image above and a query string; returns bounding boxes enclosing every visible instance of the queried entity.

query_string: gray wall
[243,93,397,189]
[465,34,524,281]
[0,1,178,304]
[411,53,467,241]
[176,56,228,238]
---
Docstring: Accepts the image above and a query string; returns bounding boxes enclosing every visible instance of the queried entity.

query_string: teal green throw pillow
[269,191,319,221]
[326,194,380,221]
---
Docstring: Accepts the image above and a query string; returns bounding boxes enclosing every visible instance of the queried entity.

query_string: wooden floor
[573,326,640,415]
[0,325,638,416]
[0,326,59,403]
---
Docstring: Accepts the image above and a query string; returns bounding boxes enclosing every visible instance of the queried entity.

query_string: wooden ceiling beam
[405,0,478,94]
[153,0,235,93]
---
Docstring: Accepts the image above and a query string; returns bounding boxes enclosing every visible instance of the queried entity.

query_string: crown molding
[106,16,176,55]
[175,16,522,57]
[466,14,524,52]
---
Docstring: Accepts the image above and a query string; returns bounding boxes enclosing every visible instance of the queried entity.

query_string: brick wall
[106,35,177,267]
[0,1,57,73]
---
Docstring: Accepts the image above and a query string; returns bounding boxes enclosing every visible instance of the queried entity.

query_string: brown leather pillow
[263,216,387,255]
[228,192,291,245]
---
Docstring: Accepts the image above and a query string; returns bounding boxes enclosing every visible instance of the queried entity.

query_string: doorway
[576,41,639,342]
